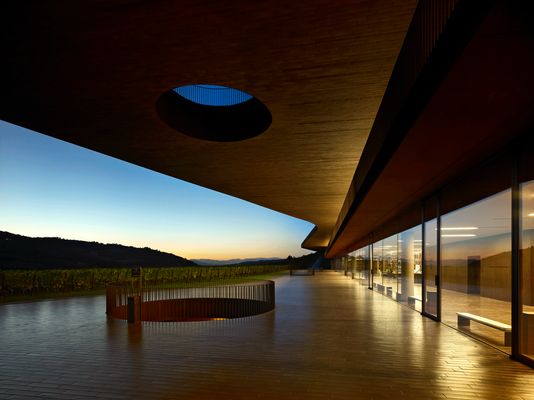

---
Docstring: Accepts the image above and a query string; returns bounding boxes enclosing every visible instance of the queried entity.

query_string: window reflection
[382,236,397,297]
[352,248,368,285]
[424,218,438,317]
[372,240,383,290]
[362,245,371,288]
[338,169,534,364]
[441,190,511,352]
[520,180,534,360]
[398,226,422,310]
[368,227,421,308]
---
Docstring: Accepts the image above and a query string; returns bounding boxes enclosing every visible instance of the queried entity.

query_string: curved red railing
[106,280,275,322]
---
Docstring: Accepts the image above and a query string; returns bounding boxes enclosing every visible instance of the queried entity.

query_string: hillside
[192,257,284,266]
[0,231,196,269]
[192,254,322,267]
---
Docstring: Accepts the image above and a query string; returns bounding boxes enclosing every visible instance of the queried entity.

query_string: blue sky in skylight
[174,84,253,106]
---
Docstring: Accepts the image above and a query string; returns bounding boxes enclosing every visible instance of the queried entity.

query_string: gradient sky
[0,120,314,260]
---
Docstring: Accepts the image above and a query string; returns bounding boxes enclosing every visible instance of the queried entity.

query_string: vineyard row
[0,265,288,296]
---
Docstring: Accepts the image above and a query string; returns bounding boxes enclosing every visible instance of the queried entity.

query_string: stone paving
[1,271,533,399]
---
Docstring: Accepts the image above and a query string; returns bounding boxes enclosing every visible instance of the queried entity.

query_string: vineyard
[0,265,288,298]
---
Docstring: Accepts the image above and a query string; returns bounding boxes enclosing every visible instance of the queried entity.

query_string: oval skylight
[174,84,253,107]
[157,84,271,142]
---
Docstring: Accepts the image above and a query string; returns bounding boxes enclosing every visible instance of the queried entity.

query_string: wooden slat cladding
[327,1,534,257]
[321,0,462,252]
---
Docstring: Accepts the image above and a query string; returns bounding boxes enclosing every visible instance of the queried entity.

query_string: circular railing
[106,280,275,322]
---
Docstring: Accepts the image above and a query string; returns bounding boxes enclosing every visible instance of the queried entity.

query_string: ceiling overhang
[0,0,418,251]
[326,1,534,257]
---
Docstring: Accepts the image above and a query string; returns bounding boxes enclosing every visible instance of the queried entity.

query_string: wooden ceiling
[326,1,534,256]
[1,0,418,250]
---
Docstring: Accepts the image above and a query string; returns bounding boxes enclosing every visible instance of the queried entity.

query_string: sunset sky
[0,120,313,260]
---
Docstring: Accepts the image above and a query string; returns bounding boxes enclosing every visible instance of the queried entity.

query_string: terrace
[1,271,533,399]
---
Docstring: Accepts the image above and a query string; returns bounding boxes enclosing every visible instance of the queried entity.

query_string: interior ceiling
[1,0,418,250]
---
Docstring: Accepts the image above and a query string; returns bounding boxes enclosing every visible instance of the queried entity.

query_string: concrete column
[399,231,414,302]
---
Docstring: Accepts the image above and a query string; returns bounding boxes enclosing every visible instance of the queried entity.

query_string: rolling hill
[0,231,197,269]
[192,257,284,266]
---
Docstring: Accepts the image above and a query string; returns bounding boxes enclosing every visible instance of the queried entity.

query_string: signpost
[131,267,141,278]
[128,267,142,324]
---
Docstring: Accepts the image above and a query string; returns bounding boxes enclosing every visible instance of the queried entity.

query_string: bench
[375,284,392,295]
[522,312,534,354]
[457,312,511,346]
[407,296,421,307]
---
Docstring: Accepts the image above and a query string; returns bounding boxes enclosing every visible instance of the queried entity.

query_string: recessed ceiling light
[440,227,478,230]
[441,234,476,237]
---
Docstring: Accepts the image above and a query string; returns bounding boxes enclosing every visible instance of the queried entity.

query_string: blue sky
[0,120,313,260]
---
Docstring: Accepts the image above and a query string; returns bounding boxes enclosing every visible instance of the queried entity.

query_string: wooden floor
[1,271,533,399]
[370,274,516,351]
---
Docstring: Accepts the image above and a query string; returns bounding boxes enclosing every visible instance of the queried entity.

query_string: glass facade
[423,218,438,317]
[333,175,534,365]
[362,245,371,287]
[372,240,383,290]
[351,247,369,284]
[520,180,534,360]
[361,228,423,309]
[441,190,511,352]
[382,236,397,297]
[398,226,422,310]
